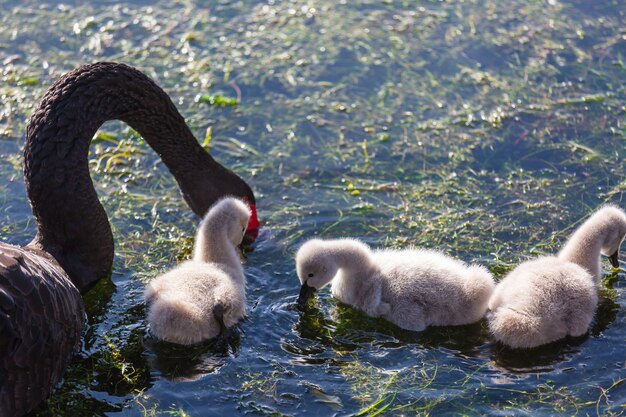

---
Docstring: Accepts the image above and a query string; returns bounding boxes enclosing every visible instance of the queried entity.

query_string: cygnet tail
[459,265,495,323]
[488,308,546,349]
[464,265,496,303]
[148,297,215,344]
[213,303,229,334]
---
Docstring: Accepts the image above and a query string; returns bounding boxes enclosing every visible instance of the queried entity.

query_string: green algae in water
[0,0,625,415]
[197,94,239,107]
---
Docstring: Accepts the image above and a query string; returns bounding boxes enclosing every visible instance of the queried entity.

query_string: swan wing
[0,245,84,416]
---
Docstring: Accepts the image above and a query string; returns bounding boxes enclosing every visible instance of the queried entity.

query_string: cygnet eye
[308,273,314,278]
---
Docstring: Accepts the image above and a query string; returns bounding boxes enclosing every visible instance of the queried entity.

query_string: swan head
[598,206,626,267]
[180,170,259,242]
[295,239,339,305]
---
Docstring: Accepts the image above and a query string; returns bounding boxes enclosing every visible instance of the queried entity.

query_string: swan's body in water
[145,197,250,345]
[488,205,626,349]
[0,62,258,416]
[296,238,495,331]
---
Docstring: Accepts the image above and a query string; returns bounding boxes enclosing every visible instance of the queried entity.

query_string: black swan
[0,62,259,416]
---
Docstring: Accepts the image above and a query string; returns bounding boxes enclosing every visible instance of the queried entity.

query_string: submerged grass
[0,0,625,415]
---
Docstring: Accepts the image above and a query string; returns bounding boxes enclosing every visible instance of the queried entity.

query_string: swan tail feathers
[465,265,496,303]
[488,307,546,348]
[147,297,213,344]
[212,302,229,334]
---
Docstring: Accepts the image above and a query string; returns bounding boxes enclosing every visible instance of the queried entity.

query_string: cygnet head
[598,205,626,267]
[295,239,339,305]
[207,197,252,246]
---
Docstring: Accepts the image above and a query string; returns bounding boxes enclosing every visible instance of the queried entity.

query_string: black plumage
[0,62,256,416]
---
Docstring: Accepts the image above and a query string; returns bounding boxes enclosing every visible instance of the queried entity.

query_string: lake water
[1,0,626,415]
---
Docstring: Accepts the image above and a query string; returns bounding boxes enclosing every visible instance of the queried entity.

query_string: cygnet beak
[297,281,316,305]
[609,251,620,268]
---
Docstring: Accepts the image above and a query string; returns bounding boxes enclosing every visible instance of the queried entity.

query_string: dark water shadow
[590,293,620,337]
[143,327,241,382]
[83,274,117,321]
[284,301,358,367]
[489,336,588,374]
[290,298,491,361]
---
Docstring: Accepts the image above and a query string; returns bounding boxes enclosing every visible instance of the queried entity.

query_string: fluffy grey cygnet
[488,205,626,349]
[295,238,495,331]
[145,197,251,345]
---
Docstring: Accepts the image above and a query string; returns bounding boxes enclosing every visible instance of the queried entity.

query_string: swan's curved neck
[329,240,375,280]
[558,217,607,281]
[324,240,376,305]
[193,218,242,279]
[23,62,254,293]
